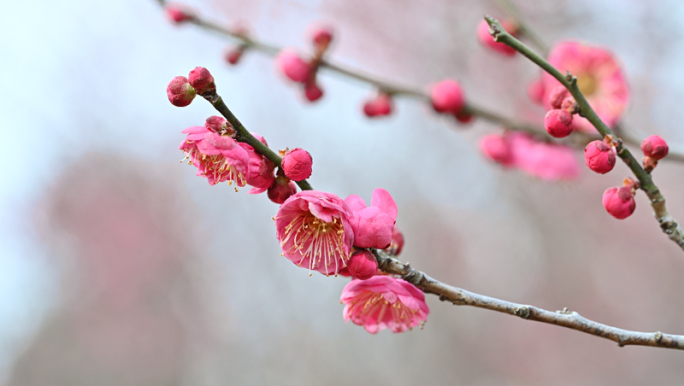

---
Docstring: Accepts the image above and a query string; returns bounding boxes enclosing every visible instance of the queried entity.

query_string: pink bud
[282,148,313,181]
[347,250,378,280]
[164,4,194,24]
[476,20,516,56]
[641,135,669,161]
[480,134,514,166]
[430,80,465,114]
[584,140,616,174]
[544,109,574,138]
[167,76,196,107]
[363,94,393,117]
[548,86,570,109]
[188,67,215,94]
[268,175,297,204]
[455,111,474,124]
[310,25,333,48]
[276,49,311,83]
[205,116,228,133]
[527,79,545,105]
[384,225,404,256]
[602,186,635,220]
[304,81,324,102]
[224,46,245,65]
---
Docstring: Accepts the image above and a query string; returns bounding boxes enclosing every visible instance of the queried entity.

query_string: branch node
[655,331,663,343]
[514,306,531,319]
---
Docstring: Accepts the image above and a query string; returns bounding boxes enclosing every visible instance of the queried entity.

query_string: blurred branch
[486,16,684,252]
[492,0,548,54]
[158,3,556,141]
[372,249,684,350]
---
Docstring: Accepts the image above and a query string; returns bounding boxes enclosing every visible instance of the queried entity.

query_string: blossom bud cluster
[544,87,576,138]
[275,25,334,102]
[166,67,216,107]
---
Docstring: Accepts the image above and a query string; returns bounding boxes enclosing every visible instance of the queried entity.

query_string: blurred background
[2,0,684,384]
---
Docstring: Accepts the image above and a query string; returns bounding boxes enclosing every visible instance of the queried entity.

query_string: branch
[616,124,684,164]
[160,4,555,140]
[492,0,548,54]
[199,86,684,350]
[485,16,684,252]
[372,249,684,350]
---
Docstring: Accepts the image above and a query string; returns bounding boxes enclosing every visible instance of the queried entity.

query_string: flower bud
[167,76,196,107]
[188,67,215,95]
[224,46,245,65]
[384,225,404,256]
[276,49,311,83]
[476,20,516,56]
[164,4,194,24]
[480,134,514,166]
[363,94,393,117]
[641,135,669,161]
[204,115,232,135]
[430,79,465,114]
[548,86,570,109]
[544,109,574,138]
[584,140,616,174]
[455,111,474,124]
[268,174,297,204]
[602,186,635,220]
[347,250,378,280]
[310,25,333,51]
[281,148,313,181]
[304,81,323,102]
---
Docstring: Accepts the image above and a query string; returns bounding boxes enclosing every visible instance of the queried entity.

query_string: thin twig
[492,0,548,54]
[372,249,684,350]
[202,88,684,350]
[486,16,684,251]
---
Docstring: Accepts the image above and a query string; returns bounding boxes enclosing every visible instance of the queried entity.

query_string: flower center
[577,74,598,96]
[281,212,347,275]
[347,291,418,330]
[181,145,246,187]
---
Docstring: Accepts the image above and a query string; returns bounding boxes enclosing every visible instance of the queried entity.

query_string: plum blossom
[345,188,398,249]
[179,126,250,186]
[275,191,354,275]
[603,186,635,220]
[341,275,429,334]
[533,41,630,132]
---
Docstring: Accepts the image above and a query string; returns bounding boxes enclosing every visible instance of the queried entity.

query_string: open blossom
[534,41,629,132]
[275,191,354,275]
[341,275,429,334]
[481,132,580,181]
[345,188,397,249]
[179,126,250,186]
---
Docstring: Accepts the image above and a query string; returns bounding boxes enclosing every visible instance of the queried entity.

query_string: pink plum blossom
[276,49,311,83]
[282,148,313,181]
[486,132,580,181]
[188,67,215,94]
[179,126,250,186]
[476,19,517,57]
[544,109,574,138]
[241,134,275,194]
[225,46,245,65]
[347,250,378,280]
[304,81,324,102]
[603,186,635,219]
[345,188,398,249]
[341,275,429,334]
[267,175,297,203]
[363,94,393,117]
[384,225,404,256]
[535,41,630,132]
[584,140,616,174]
[275,191,354,275]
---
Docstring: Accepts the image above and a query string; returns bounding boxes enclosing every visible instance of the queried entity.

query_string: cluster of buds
[476,19,519,57]
[430,79,473,124]
[641,135,669,173]
[166,66,216,107]
[544,86,577,138]
[275,25,334,102]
